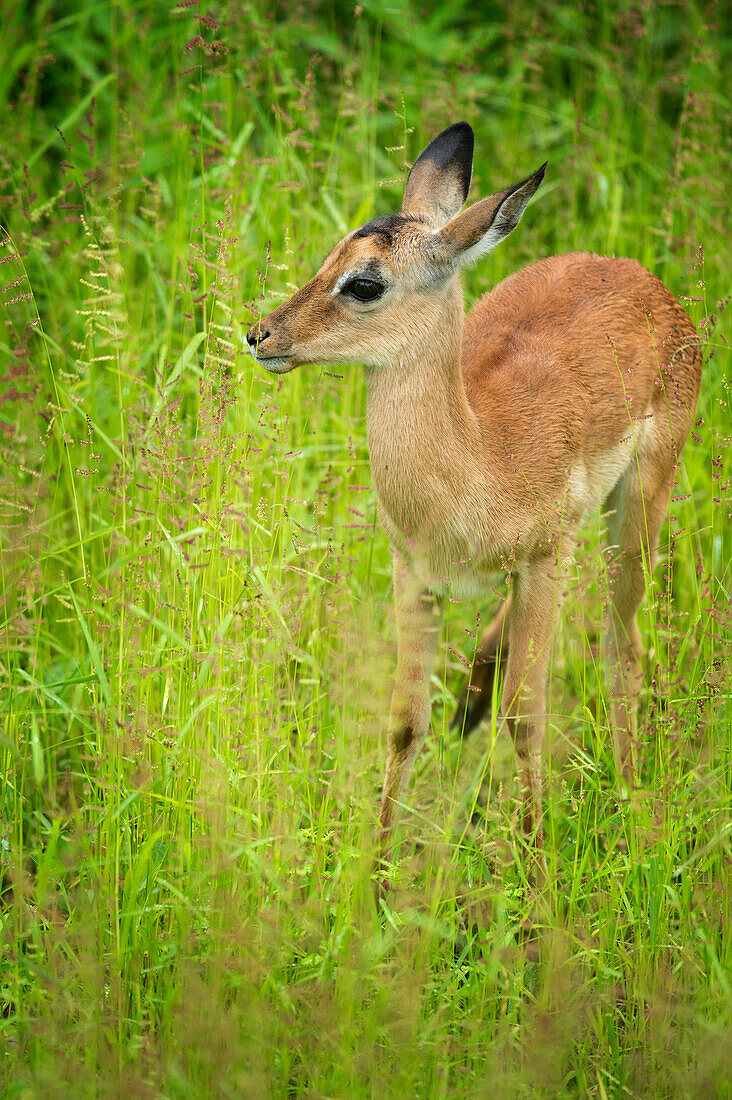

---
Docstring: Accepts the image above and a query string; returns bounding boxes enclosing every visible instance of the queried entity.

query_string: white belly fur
[566,417,654,517]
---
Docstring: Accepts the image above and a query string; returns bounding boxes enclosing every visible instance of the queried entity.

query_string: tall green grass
[1,1,730,1096]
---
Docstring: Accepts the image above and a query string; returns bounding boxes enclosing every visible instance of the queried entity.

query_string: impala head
[246,122,546,374]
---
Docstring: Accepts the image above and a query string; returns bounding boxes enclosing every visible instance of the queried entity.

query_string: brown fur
[247,124,702,880]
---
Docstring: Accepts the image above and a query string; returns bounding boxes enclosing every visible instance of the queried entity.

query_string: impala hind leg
[603,467,673,789]
[453,597,511,735]
[379,555,443,855]
[502,555,564,879]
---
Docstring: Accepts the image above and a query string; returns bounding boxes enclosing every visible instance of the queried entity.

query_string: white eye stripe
[331,270,359,295]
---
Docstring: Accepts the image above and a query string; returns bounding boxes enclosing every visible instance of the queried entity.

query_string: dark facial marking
[353,214,412,242]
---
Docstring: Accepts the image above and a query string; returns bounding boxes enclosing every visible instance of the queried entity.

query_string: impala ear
[438,163,547,267]
[401,122,474,228]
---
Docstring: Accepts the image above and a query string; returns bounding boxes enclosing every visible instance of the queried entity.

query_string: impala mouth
[257,355,295,374]
[246,342,296,374]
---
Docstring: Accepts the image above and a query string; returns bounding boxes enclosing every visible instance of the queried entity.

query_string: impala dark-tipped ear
[401,122,474,228]
[438,163,547,267]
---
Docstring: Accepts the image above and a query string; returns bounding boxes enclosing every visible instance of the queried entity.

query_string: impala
[246,122,701,875]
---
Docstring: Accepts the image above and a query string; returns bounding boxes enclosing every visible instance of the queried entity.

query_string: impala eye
[342,277,384,302]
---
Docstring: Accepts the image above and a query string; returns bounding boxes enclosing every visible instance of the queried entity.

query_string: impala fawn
[246,122,701,876]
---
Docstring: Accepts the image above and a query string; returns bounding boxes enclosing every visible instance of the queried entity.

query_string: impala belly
[566,417,654,518]
[566,442,632,517]
[378,415,657,600]
[378,491,536,600]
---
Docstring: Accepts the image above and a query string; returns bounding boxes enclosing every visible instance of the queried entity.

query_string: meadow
[1,1,730,1096]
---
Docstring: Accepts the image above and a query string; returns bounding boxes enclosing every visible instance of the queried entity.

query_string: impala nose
[246,326,270,350]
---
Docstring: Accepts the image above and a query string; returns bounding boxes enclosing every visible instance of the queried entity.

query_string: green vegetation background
[1,1,730,1096]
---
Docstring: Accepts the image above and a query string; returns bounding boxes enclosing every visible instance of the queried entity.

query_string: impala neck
[364,277,483,531]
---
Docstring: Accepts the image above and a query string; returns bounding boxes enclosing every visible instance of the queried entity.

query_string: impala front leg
[379,554,443,853]
[502,553,564,884]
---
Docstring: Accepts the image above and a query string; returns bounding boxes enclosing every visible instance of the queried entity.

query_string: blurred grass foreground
[1,1,730,1096]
